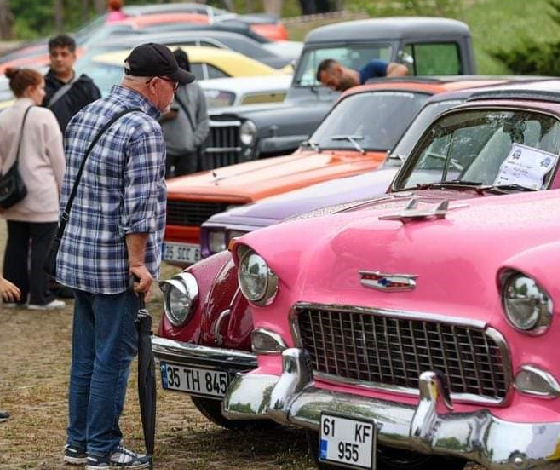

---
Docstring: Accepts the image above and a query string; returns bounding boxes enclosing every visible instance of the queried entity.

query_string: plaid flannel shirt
[56,85,166,294]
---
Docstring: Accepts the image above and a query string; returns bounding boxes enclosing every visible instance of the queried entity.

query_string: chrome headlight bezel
[159,272,199,327]
[238,248,279,306]
[501,271,553,335]
[239,120,257,146]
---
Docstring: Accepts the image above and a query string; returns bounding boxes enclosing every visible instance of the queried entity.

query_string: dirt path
[0,220,482,469]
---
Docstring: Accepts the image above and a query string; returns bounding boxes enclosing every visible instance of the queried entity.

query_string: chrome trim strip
[294,302,487,329]
[210,120,242,127]
[152,336,257,370]
[290,303,513,406]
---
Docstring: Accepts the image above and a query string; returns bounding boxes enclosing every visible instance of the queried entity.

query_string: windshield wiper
[331,135,365,154]
[475,183,538,194]
[301,139,320,152]
[413,181,483,191]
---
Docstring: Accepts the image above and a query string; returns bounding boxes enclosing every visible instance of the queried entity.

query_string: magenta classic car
[153,81,560,431]
[224,94,560,469]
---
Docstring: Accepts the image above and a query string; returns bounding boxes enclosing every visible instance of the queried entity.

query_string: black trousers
[3,220,57,306]
[165,151,199,178]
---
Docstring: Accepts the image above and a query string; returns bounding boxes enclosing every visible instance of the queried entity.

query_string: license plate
[319,413,377,469]
[163,242,200,264]
[160,362,229,398]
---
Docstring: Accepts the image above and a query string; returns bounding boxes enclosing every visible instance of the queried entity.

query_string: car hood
[166,150,388,201]
[240,189,560,326]
[204,167,399,228]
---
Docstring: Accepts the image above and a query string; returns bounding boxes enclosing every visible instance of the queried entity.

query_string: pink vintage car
[224,94,560,469]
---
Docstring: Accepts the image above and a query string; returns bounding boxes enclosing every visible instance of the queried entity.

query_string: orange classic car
[163,79,503,266]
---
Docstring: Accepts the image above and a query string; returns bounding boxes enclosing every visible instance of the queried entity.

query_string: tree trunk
[94,0,106,14]
[263,0,283,15]
[83,0,90,23]
[0,0,14,40]
[54,0,64,33]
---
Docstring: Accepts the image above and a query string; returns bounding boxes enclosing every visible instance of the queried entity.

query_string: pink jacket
[0,98,65,223]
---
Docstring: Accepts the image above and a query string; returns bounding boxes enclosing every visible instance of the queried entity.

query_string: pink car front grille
[295,305,512,405]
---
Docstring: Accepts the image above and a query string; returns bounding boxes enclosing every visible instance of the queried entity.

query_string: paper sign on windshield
[494,143,558,190]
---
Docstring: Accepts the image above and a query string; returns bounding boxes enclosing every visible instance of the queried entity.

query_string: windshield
[396,109,560,191]
[391,100,464,159]
[203,89,236,108]
[310,91,430,151]
[294,44,392,87]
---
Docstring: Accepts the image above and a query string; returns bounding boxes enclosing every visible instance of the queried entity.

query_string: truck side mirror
[397,50,414,65]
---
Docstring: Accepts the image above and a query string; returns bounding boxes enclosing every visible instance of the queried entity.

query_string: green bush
[492,40,560,75]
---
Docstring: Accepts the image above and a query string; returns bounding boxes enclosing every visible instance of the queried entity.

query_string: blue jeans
[66,289,139,456]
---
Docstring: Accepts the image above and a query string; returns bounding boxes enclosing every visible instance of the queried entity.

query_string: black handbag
[0,106,33,209]
[43,108,141,277]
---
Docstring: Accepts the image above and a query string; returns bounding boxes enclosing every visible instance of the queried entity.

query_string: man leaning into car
[317,58,408,92]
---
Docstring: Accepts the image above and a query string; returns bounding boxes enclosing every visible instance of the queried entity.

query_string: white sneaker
[27,299,66,311]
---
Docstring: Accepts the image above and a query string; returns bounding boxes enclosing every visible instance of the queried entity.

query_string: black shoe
[64,443,88,465]
[0,410,9,422]
[85,446,150,468]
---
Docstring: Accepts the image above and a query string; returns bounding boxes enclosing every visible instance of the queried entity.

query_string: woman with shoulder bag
[0,68,66,310]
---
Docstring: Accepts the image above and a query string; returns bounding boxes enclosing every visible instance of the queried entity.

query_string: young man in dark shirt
[317,58,408,92]
[43,34,101,134]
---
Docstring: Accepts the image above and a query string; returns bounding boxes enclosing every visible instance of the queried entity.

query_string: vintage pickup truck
[204,16,476,168]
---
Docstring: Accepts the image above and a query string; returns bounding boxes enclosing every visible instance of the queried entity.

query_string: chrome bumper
[223,348,560,470]
[152,336,257,372]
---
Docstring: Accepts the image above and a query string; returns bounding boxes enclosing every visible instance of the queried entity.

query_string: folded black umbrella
[133,279,156,469]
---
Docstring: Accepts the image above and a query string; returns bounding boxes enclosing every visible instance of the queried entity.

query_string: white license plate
[163,242,200,264]
[319,413,377,469]
[160,362,228,398]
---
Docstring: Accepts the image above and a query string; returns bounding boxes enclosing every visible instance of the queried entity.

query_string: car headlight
[502,272,553,334]
[240,120,257,146]
[159,272,198,327]
[208,230,227,254]
[238,248,278,306]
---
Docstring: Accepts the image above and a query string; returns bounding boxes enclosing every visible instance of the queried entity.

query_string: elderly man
[56,43,194,469]
[317,58,408,92]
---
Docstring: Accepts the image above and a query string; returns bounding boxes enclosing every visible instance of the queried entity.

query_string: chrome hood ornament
[378,198,467,223]
[359,271,417,292]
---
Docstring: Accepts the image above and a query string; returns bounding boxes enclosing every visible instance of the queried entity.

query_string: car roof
[343,78,508,98]
[306,17,470,43]
[94,45,265,65]
[95,30,256,49]
[423,78,560,104]
[118,12,210,28]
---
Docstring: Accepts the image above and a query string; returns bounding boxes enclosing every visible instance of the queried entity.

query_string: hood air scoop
[378,198,467,224]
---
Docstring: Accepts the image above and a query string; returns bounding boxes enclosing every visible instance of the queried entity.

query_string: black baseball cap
[124,43,195,85]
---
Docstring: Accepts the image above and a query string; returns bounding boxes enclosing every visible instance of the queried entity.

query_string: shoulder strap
[174,91,196,131]
[14,105,34,164]
[56,107,141,238]
[47,75,78,108]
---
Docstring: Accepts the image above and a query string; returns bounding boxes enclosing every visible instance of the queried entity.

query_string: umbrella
[132,276,156,469]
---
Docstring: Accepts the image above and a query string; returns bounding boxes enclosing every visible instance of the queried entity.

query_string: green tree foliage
[490,0,560,75]
[350,0,463,19]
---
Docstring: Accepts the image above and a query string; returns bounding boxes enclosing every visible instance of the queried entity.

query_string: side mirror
[397,50,414,65]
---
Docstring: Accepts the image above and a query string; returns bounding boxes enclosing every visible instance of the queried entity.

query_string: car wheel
[191,397,275,430]
[307,432,466,470]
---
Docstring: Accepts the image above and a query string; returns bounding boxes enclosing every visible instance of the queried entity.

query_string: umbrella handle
[129,274,146,310]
